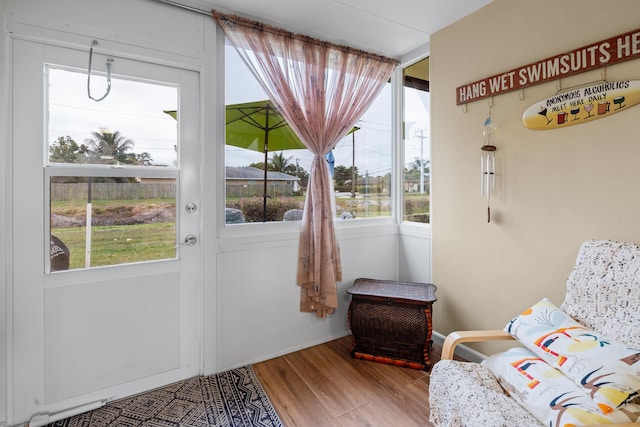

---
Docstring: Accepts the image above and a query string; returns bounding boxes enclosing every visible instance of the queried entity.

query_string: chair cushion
[429,360,542,427]
[505,298,640,412]
[483,347,640,425]
[562,239,640,350]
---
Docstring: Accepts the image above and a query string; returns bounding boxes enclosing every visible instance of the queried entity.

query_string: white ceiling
[179,0,493,59]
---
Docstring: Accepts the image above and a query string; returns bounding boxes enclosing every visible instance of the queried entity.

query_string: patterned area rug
[48,366,283,427]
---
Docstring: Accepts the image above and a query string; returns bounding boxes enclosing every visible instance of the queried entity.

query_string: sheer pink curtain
[213,11,396,318]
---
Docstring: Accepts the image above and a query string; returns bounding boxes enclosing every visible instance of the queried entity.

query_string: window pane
[49,177,177,271]
[224,40,392,223]
[332,83,392,219]
[48,67,178,167]
[403,57,430,224]
[47,66,180,272]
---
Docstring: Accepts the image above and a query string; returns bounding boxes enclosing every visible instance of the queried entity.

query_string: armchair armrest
[441,330,514,360]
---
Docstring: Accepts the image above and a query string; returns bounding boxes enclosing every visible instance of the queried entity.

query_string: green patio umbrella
[166,101,306,222]
[167,101,357,222]
[225,100,306,222]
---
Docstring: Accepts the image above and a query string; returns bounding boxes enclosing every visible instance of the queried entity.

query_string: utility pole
[295,157,300,192]
[351,126,360,198]
[414,128,428,194]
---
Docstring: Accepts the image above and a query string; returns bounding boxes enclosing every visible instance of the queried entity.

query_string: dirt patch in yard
[52,203,176,228]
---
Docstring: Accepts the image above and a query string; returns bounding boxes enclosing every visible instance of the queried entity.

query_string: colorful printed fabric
[505,298,640,412]
[483,347,640,426]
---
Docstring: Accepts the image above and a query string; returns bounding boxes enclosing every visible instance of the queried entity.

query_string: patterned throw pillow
[505,298,640,413]
[483,347,640,426]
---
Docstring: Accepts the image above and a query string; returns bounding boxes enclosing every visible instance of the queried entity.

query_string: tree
[85,129,135,164]
[248,161,266,170]
[405,158,430,180]
[405,158,430,194]
[333,165,359,191]
[136,152,154,166]
[249,154,309,188]
[49,136,88,163]
[268,152,296,173]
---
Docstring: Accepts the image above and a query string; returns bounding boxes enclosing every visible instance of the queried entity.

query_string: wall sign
[456,28,640,105]
[522,80,640,130]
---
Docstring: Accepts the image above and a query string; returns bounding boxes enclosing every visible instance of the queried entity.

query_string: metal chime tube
[481,144,496,222]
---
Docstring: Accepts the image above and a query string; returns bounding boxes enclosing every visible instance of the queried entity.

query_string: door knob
[183,234,197,246]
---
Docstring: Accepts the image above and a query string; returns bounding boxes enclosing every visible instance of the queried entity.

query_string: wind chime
[481,109,496,223]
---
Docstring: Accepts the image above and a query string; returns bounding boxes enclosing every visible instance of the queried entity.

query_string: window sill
[216,216,397,252]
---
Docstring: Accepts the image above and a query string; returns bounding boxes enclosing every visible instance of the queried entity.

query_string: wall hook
[87,40,113,102]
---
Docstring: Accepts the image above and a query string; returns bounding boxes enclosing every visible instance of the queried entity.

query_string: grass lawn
[53,222,176,269]
[50,192,428,270]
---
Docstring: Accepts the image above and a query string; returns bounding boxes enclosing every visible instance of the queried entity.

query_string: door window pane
[48,68,178,167]
[47,66,179,271]
[49,177,177,271]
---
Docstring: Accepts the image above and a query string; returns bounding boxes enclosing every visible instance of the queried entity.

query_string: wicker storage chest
[347,278,437,370]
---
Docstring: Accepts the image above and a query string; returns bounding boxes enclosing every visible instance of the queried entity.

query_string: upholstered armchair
[429,240,640,427]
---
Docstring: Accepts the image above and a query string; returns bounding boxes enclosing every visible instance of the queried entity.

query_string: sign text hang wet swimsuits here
[456,28,640,105]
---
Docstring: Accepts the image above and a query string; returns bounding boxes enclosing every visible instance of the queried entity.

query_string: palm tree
[269,152,295,173]
[85,129,135,164]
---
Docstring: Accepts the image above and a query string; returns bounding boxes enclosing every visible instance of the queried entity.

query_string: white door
[11,38,202,425]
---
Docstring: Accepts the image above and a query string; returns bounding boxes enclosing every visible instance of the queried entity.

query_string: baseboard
[225,330,353,372]
[431,330,487,363]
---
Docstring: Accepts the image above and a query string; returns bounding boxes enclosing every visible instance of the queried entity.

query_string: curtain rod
[152,0,211,16]
[212,10,398,63]
[151,0,398,63]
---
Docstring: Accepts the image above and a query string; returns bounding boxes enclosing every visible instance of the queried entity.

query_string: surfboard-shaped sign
[522,80,640,130]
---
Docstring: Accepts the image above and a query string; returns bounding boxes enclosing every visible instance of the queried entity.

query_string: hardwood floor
[253,335,442,426]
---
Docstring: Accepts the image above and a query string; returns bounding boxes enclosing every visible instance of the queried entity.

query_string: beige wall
[430,0,640,354]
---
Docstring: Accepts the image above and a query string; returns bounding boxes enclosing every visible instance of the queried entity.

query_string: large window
[224,41,392,224]
[402,57,430,224]
[46,66,179,271]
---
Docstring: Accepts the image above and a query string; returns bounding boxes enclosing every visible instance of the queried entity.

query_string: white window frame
[218,35,397,241]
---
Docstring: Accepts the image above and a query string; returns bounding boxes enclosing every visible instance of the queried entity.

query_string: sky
[48,48,429,177]
[48,67,178,166]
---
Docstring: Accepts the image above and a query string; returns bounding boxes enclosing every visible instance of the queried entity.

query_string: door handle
[178,234,197,247]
